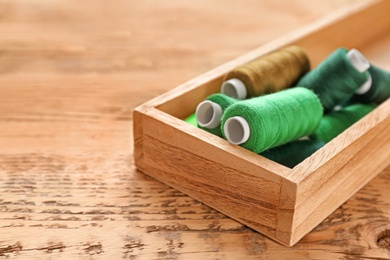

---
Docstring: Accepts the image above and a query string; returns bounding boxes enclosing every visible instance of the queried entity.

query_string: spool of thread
[221,87,323,153]
[184,113,197,127]
[196,93,238,137]
[297,48,371,112]
[310,103,375,143]
[352,64,390,104]
[221,45,310,99]
[261,139,325,168]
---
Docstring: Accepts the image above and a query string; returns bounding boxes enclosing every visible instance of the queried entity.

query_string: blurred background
[0,0,362,154]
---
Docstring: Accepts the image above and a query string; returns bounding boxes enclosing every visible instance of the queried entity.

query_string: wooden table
[1,0,389,258]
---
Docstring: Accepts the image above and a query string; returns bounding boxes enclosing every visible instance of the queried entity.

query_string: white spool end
[347,49,370,73]
[221,78,247,100]
[195,100,223,129]
[224,116,250,145]
[355,74,372,95]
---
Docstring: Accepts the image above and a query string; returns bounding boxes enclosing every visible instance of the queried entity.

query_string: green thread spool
[184,113,197,127]
[221,87,323,153]
[261,139,325,168]
[310,103,375,143]
[196,93,238,137]
[221,45,310,99]
[297,48,371,111]
[353,64,390,104]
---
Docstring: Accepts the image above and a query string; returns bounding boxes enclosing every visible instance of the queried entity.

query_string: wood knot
[365,223,390,249]
[376,229,390,249]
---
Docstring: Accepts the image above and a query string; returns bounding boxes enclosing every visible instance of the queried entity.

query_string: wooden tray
[133,0,390,246]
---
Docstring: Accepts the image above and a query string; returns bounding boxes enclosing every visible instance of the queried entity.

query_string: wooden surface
[1,0,390,259]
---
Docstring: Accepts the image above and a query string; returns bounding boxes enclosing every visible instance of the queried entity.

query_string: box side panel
[155,77,222,120]
[142,136,278,234]
[290,107,390,245]
[133,108,144,167]
[275,178,297,244]
[138,109,290,244]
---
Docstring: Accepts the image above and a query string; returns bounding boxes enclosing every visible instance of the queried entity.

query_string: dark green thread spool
[297,48,371,112]
[221,87,323,153]
[310,103,375,143]
[353,64,390,104]
[261,139,325,168]
[196,93,238,137]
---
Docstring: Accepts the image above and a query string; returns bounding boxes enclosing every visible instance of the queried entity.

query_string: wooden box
[133,0,390,246]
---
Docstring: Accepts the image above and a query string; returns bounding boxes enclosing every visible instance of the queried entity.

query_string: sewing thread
[184,113,197,127]
[352,64,390,104]
[261,139,325,168]
[310,103,375,143]
[221,87,323,153]
[196,93,238,137]
[221,45,310,99]
[297,48,371,112]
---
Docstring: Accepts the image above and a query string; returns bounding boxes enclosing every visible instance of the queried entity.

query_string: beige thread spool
[221,45,311,99]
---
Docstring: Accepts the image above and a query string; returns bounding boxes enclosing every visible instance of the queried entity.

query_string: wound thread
[221,87,323,153]
[297,48,370,112]
[261,139,325,168]
[196,93,238,137]
[221,45,310,99]
[352,64,390,104]
[310,103,375,143]
[184,113,197,127]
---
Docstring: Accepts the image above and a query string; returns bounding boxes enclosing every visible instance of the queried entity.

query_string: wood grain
[1,0,390,258]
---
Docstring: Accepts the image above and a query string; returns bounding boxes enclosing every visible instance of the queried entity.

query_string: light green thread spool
[297,48,371,112]
[184,113,197,127]
[196,93,238,137]
[221,87,323,153]
[353,64,390,104]
[261,139,325,168]
[310,103,376,143]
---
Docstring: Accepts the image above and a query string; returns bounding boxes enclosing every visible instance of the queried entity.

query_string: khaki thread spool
[221,45,311,99]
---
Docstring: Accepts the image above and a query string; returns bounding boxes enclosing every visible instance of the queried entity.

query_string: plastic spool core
[221,78,247,100]
[347,49,370,73]
[195,100,223,129]
[347,49,372,95]
[356,74,372,95]
[224,116,250,145]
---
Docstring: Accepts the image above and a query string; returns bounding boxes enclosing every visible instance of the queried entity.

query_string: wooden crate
[133,0,390,246]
